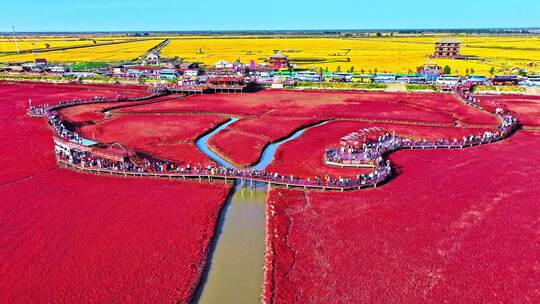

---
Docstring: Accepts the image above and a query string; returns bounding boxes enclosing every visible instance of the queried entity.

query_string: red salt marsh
[58,94,181,123]
[3,81,537,304]
[0,81,233,303]
[0,170,231,304]
[0,81,147,107]
[476,94,540,128]
[0,81,147,184]
[208,116,321,166]
[117,90,496,167]
[57,94,224,166]
[264,131,540,304]
[119,90,496,126]
[266,120,492,179]
[77,113,228,165]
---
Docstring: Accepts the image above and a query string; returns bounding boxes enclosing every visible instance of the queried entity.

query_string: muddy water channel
[194,181,267,304]
[194,118,325,303]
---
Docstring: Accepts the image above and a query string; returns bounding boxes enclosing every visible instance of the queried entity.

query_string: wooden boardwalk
[326,136,507,168]
[31,85,517,192]
[58,160,383,191]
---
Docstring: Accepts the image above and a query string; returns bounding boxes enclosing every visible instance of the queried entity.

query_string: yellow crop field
[1,35,539,75]
[0,39,163,62]
[0,39,94,53]
[0,37,132,53]
[160,36,540,75]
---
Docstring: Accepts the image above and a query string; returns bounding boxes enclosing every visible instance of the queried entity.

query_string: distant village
[1,39,539,90]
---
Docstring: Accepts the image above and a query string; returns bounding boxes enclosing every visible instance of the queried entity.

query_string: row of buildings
[1,40,538,88]
[1,55,538,88]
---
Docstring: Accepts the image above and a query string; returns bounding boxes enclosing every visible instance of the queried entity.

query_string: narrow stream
[194,118,326,304]
[196,117,239,169]
[252,120,329,171]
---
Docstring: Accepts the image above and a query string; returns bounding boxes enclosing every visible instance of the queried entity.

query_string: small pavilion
[269,50,289,70]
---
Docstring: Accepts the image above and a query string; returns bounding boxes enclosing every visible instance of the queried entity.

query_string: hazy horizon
[1,0,539,32]
[1,28,539,36]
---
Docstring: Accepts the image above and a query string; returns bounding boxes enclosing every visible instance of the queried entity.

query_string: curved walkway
[27,87,518,191]
[325,90,517,169]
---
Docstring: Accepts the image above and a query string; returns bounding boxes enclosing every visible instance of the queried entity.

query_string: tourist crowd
[326,90,518,168]
[27,90,163,118]
[32,86,517,191]
[55,145,392,189]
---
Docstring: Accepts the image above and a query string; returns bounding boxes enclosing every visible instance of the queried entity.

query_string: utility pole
[12,25,20,54]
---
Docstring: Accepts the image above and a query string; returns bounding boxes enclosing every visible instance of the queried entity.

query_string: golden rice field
[0,39,94,53]
[0,37,135,53]
[0,39,163,62]
[159,36,540,75]
[1,35,539,75]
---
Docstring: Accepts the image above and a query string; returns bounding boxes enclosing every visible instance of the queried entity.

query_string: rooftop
[270,51,288,59]
[437,38,460,44]
[71,137,98,147]
[178,62,198,69]
[126,65,162,71]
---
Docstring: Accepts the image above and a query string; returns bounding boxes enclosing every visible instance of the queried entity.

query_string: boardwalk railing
[27,90,167,118]
[29,85,518,191]
[57,159,389,191]
[324,88,518,168]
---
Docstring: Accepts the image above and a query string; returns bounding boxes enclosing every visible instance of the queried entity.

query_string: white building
[183,69,199,78]
[215,60,233,69]
[144,52,160,64]
[436,76,461,86]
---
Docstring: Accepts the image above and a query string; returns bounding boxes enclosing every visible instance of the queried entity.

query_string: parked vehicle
[373,74,397,83]
[465,75,488,85]
[520,76,540,86]
[404,76,427,84]
[295,71,321,82]
[491,75,519,86]
[323,73,352,82]
[436,76,461,86]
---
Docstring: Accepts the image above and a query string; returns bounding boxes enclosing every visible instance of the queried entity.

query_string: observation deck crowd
[325,88,518,168]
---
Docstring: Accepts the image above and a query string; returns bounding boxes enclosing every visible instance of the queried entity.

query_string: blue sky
[1,0,539,32]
